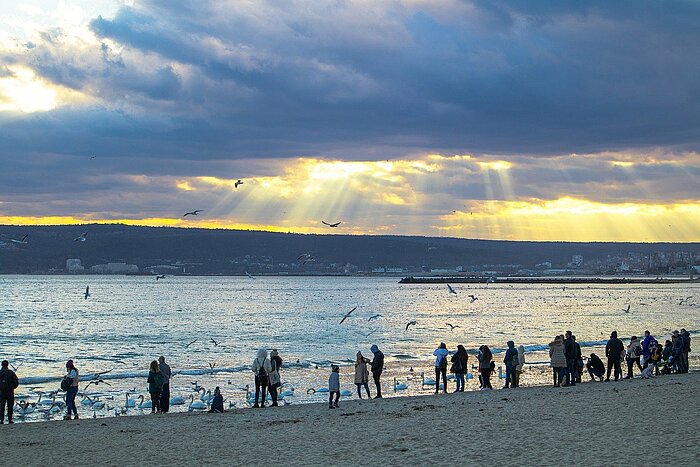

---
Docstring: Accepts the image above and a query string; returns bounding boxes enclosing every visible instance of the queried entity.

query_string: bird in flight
[210,338,220,347]
[74,232,87,242]
[446,323,460,330]
[183,210,203,217]
[322,221,341,227]
[405,320,417,331]
[235,179,244,188]
[623,304,631,313]
[84,286,90,299]
[208,362,216,374]
[155,275,166,280]
[366,329,378,337]
[245,272,255,280]
[185,339,198,348]
[368,314,382,321]
[468,295,478,303]
[11,234,29,244]
[447,284,457,295]
[297,253,315,265]
[339,307,357,325]
[679,296,693,305]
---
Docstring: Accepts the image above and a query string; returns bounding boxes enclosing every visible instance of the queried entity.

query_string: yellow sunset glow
[0,66,57,113]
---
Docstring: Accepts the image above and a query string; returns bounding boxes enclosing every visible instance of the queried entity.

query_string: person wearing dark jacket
[671,331,685,373]
[451,345,469,392]
[605,331,624,381]
[370,344,384,399]
[0,360,19,424]
[680,328,691,374]
[158,356,172,414]
[586,353,605,381]
[503,341,519,389]
[147,360,165,414]
[209,387,224,413]
[563,331,577,386]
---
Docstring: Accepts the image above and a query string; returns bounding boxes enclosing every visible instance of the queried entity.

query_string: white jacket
[251,348,272,375]
[516,345,525,371]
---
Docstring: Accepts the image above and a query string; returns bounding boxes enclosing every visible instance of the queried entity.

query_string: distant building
[385,267,404,273]
[372,267,386,273]
[145,265,183,275]
[90,262,139,274]
[571,255,584,267]
[66,259,84,273]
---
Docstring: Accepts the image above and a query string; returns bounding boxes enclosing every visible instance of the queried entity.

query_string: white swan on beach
[188,394,207,411]
[138,395,152,409]
[170,395,186,405]
[340,389,353,397]
[421,372,436,386]
[394,378,408,391]
[280,383,295,398]
[15,401,35,416]
[125,392,136,408]
[200,388,215,402]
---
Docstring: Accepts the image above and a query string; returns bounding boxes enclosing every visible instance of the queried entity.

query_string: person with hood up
[605,331,624,381]
[268,350,282,407]
[586,353,605,381]
[158,356,172,414]
[251,348,272,408]
[328,365,340,409]
[370,345,384,399]
[515,345,525,387]
[671,331,685,373]
[503,341,519,389]
[680,328,691,374]
[641,330,658,370]
[64,360,80,420]
[354,351,371,399]
[562,331,576,387]
[0,360,19,424]
[450,344,469,392]
[625,336,643,379]
[549,335,567,387]
[478,345,493,390]
[209,386,224,413]
[433,342,449,394]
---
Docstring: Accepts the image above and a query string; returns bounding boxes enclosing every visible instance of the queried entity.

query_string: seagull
[405,320,417,331]
[74,232,87,242]
[208,362,216,374]
[84,286,90,299]
[245,272,255,280]
[339,307,357,325]
[9,362,23,372]
[90,155,97,159]
[155,275,166,280]
[307,388,316,395]
[446,284,457,295]
[297,253,315,265]
[368,314,382,321]
[366,329,378,337]
[11,234,29,244]
[84,379,111,390]
[210,337,220,347]
[185,339,198,348]
[321,221,341,227]
[679,296,693,305]
[183,210,203,217]
[468,295,478,303]
[623,305,631,313]
[235,179,244,188]
[446,323,460,330]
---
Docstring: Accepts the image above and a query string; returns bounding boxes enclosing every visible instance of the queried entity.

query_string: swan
[316,387,329,393]
[280,383,295,398]
[91,399,105,409]
[138,395,152,409]
[125,392,136,408]
[200,388,215,403]
[16,400,35,416]
[81,395,94,406]
[170,395,186,405]
[393,378,408,391]
[340,389,353,397]
[37,393,55,407]
[420,372,436,386]
[188,394,207,411]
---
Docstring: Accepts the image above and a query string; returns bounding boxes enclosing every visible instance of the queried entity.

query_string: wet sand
[1,372,698,466]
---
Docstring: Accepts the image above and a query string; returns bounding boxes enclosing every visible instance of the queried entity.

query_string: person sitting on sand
[370,345,384,399]
[450,344,469,392]
[549,335,567,388]
[0,360,19,424]
[478,345,493,390]
[515,345,525,387]
[661,339,674,374]
[209,386,224,413]
[605,331,624,381]
[586,353,605,381]
[625,336,643,379]
[328,365,340,409]
[64,360,80,420]
[268,350,282,407]
[147,360,165,414]
[433,342,449,394]
[354,351,371,399]
[251,348,272,408]
[503,340,519,389]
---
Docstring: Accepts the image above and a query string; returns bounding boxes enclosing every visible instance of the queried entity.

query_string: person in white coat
[251,348,272,408]
[433,342,449,394]
[515,345,526,387]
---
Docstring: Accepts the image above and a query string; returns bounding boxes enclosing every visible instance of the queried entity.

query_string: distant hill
[0,224,698,274]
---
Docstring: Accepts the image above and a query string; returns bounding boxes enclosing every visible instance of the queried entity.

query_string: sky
[1,0,699,242]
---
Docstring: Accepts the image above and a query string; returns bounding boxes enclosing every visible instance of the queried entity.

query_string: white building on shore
[66,258,84,273]
[90,262,139,274]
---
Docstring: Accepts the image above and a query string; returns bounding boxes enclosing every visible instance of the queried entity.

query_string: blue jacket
[642,335,657,358]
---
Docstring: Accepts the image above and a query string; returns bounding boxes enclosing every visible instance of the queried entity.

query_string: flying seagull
[208,362,216,375]
[183,210,203,217]
[322,221,341,227]
[210,337,220,347]
[446,323,460,330]
[74,232,87,242]
[339,307,357,325]
[446,283,457,295]
[84,286,90,299]
[368,314,382,321]
[468,295,478,303]
[155,275,166,280]
[185,339,198,348]
[235,179,244,188]
[366,329,379,337]
[11,234,29,244]
[405,320,417,331]
[623,305,631,313]
[245,272,255,280]
[679,296,693,305]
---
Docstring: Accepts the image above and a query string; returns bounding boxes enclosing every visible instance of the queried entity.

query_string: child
[328,365,340,409]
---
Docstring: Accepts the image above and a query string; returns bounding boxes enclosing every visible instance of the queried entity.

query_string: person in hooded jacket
[370,345,384,399]
[641,331,658,370]
[478,345,493,390]
[562,331,576,387]
[268,350,283,407]
[503,341,518,389]
[549,335,567,387]
[586,353,605,381]
[433,342,449,394]
[209,386,224,413]
[354,351,371,399]
[64,360,80,420]
[625,336,643,379]
[671,332,685,373]
[450,345,469,392]
[251,348,272,408]
[680,328,691,374]
[0,360,19,424]
[605,331,624,381]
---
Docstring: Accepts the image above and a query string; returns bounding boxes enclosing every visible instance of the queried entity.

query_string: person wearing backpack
[0,360,19,424]
[478,345,493,390]
[450,345,469,392]
[147,360,165,413]
[625,336,643,379]
[503,341,519,389]
[64,360,80,420]
[433,343,449,394]
[251,348,272,408]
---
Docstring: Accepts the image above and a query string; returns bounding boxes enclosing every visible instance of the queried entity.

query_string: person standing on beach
[625,336,643,379]
[478,345,493,390]
[370,345,384,399]
[515,345,525,387]
[64,360,80,420]
[147,360,164,414]
[158,356,172,414]
[503,341,519,389]
[562,331,576,387]
[433,342,449,394]
[549,335,567,387]
[671,331,684,373]
[680,328,691,373]
[328,365,340,409]
[268,350,282,407]
[573,335,583,383]
[641,331,658,370]
[586,353,605,381]
[251,348,272,408]
[451,345,469,392]
[354,351,371,398]
[0,360,19,424]
[605,331,624,381]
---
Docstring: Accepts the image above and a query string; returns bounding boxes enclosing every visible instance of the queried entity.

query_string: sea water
[1,275,697,421]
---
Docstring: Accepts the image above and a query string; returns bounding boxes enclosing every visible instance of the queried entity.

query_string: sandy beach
[1,372,698,466]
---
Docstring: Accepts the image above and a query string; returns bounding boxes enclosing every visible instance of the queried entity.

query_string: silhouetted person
[370,344,384,399]
[563,330,576,386]
[680,328,691,374]
[209,386,224,413]
[605,331,624,381]
[64,360,80,420]
[158,356,172,413]
[0,360,19,424]
[586,353,605,381]
[503,340,519,389]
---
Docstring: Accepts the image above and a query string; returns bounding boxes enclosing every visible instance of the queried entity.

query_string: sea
[1,275,697,422]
